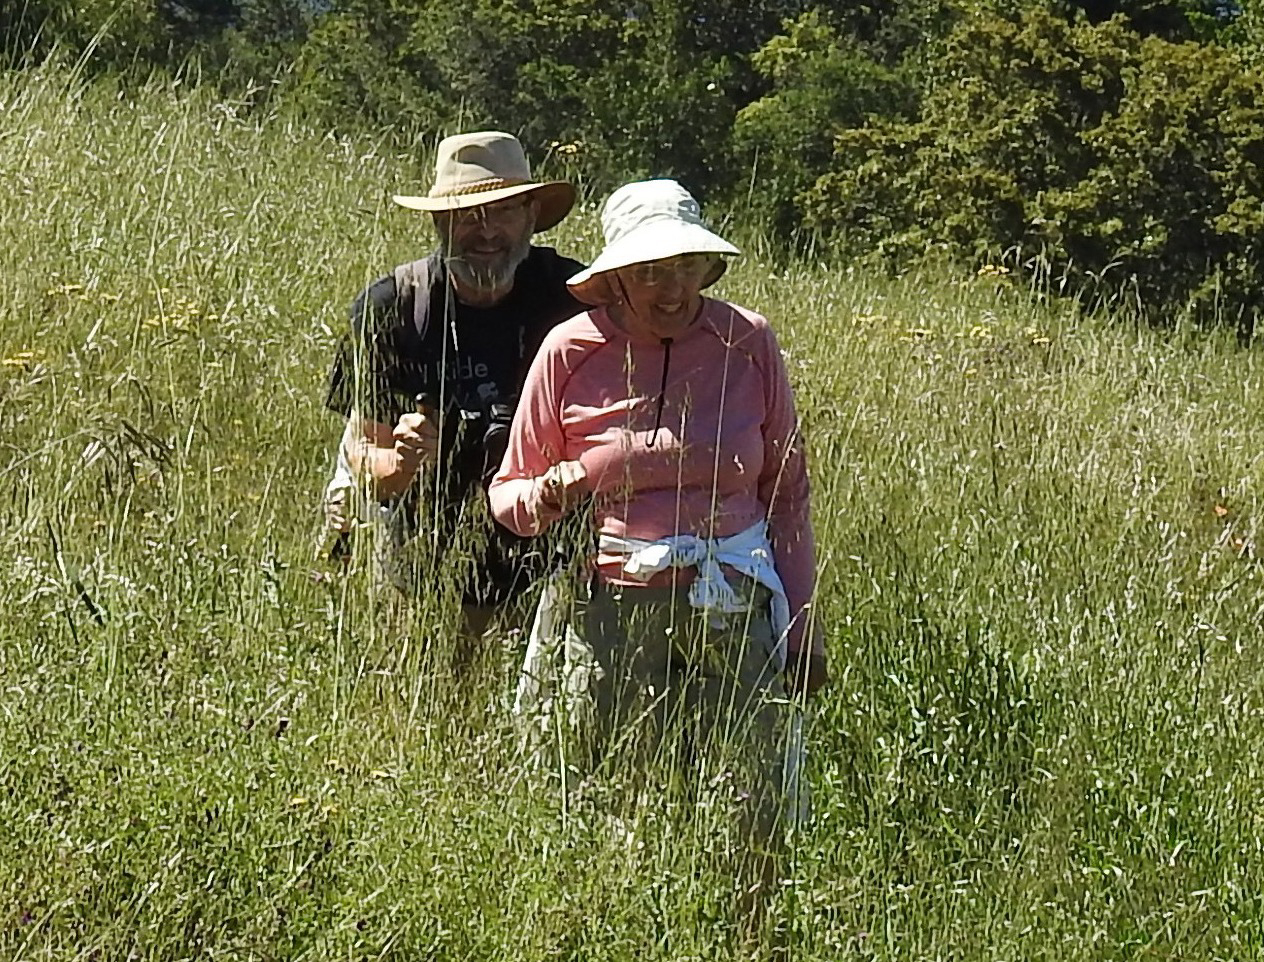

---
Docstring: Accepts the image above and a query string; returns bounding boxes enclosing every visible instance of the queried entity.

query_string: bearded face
[434,195,538,295]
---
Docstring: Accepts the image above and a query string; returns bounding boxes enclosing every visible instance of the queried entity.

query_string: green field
[3,66,1264,961]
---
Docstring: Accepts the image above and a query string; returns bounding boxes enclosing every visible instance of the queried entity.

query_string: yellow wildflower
[2,350,45,369]
[852,312,888,327]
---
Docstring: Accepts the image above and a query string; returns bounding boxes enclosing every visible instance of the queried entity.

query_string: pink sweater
[488,298,821,656]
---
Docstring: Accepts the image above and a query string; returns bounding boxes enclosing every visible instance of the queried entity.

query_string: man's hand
[785,650,829,698]
[538,459,588,513]
[392,411,439,474]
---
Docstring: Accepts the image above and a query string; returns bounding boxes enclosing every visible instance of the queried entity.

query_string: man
[324,130,585,637]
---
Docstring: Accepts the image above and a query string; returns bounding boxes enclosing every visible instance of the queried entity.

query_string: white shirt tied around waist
[597,519,791,669]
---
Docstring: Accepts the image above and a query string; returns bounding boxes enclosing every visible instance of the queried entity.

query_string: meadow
[2,64,1264,960]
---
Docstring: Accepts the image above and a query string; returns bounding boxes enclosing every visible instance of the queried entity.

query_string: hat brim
[392,181,575,233]
[567,222,739,305]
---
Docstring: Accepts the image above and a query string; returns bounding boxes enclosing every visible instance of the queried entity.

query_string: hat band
[428,176,531,199]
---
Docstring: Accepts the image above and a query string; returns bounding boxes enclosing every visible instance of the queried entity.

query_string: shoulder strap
[392,258,434,337]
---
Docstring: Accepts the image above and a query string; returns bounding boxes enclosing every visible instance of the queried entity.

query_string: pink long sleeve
[488,302,821,655]
[753,325,821,656]
[486,331,575,536]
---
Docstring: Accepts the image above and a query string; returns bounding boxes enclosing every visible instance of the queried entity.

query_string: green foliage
[0,0,271,71]
[734,10,919,236]
[9,65,1264,959]
[808,8,1264,333]
[286,6,449,136]
[1219,0,1264,58]
[6,0,1264,326]
[0,0,169,68]
[1061,0,1249,42]
[511,0,743,195]
[214,0,312,86]
[824,0,970,61]
[277,0,825,196]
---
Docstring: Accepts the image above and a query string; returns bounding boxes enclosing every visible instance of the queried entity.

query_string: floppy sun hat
[393,130,575,233]
[567,179,740,305]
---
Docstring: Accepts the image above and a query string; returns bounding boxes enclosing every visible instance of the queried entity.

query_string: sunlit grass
[3,65,1264,960]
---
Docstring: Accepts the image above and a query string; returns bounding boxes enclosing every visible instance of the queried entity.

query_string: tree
[1058,0,1239,39]
[806,9,1264,334]
[0,0,282,71]
[734,10,917,235]
[0,0,169,69]
[282,0,826,197]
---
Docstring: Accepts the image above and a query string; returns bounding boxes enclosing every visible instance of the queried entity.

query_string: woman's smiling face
[611,253,717,339]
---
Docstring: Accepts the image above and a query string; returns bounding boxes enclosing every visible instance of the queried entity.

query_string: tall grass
[2,65,1264,960]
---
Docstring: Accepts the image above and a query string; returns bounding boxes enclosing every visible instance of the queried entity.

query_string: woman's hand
[538,459,588,513]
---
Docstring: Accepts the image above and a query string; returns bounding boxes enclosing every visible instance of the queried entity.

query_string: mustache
[443,237,530,291]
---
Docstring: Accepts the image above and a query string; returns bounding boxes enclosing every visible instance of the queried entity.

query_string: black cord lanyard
[646,336,672,449]
[611,274,677,450]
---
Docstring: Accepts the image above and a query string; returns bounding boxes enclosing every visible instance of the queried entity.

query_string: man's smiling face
[434,195,538,295]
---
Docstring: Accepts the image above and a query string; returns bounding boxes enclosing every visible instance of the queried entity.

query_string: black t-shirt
[326,245,585,426]
[324,245,586,604]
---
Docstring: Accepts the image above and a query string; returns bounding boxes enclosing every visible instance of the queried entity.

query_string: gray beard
[443,236,531,294]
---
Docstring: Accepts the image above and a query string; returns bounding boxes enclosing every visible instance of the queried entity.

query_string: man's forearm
[341,419,418,501]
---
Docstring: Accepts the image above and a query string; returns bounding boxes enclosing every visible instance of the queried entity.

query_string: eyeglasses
[622,254,717,287]
[445,197,533,228]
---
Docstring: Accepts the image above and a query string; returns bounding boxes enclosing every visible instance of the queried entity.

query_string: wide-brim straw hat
[393,130,575,233]
[567,179,739,305]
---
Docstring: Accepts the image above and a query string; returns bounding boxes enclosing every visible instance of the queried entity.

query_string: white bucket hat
[567,179,739,305]
[393,131,575,232]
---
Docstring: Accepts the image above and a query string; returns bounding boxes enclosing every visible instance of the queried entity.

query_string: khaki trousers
[562,580,791,845]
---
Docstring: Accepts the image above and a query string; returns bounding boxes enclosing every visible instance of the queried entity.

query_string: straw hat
[567,179,739,305]
[393,131,575,232]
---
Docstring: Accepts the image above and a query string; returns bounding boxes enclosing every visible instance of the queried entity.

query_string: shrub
[733,10,918,237]
[807,9,1264,335]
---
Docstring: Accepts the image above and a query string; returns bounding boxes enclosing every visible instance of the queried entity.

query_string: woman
[488,179,827,857]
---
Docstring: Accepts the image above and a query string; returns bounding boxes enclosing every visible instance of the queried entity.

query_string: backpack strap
[392,257,434,337]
